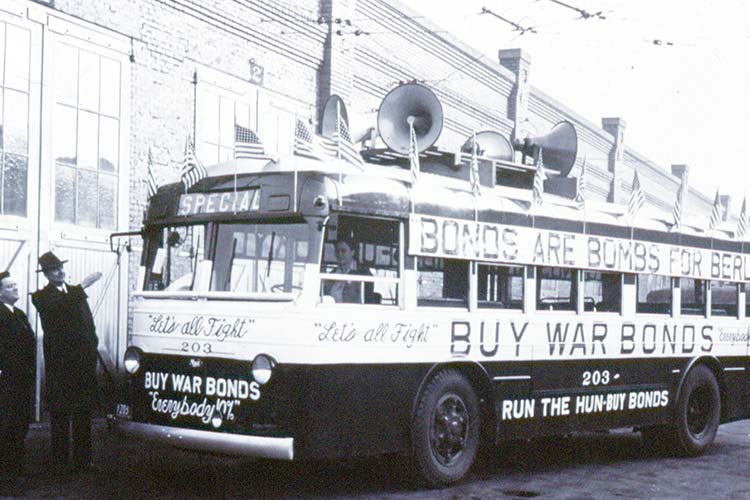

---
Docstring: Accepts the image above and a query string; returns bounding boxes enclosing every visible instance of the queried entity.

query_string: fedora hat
[37,251,67,273]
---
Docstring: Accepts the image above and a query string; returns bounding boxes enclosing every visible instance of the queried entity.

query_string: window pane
[197,141,218,165]
[98,173,116,229]
[5,25,30,91]
[76,169,97,226]
[583,271,621,313]
[54,105,77,164]
[219,146,234,162]
[219,96,234,147]
[99,116,118,172]
[537,266,576,311]
[4,90,28,154]
[680,278,705,316]
[77,110,98,169]
[478,264,523,309]
[78,51,99,112]
[55,165,75,223]
[236,101,250,129]
[0,91,4,150]
[0,23,5,89]
[54,43,78,105]
[417,257,468,307]
[197,91,218,144]
[99,56,120,117]
[710,281,737,317]
[3,153,27,215]
[637,274,671,314]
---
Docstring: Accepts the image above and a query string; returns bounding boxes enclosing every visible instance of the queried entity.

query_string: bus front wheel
[412,369,480,488]
[672,365,720,456]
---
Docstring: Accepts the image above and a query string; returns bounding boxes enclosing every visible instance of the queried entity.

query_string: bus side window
[583,271,622,313]
[680,278,706,316]
[711,281,738,317]
[417,258,469,308]
[478,264,523,309]
[536,266,577,311]
[637,274,671,314]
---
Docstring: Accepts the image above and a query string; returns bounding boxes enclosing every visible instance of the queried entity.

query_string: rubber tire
[412,369,480,488]
[671,365,720,456]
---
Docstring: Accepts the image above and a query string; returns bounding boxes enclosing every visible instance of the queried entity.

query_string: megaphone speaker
[377,83,443,154]
[515,120,578,176]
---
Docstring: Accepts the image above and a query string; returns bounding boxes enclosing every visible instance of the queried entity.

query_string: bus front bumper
[109,416,294,460]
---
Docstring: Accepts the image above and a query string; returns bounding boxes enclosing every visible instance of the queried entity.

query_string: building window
[636,274,671,314]
[583,271,621,313]
[196,90,253,164]
[0,22,31,216]
[536,266,577,311]
[680,278,706,316]
[478,264,523,309]
[53,42,121,229]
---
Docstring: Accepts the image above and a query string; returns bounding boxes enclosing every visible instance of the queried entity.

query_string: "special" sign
[178,190,259,216]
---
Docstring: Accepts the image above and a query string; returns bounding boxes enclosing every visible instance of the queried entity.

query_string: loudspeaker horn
[514,120,578,176]
[462,131,514,162]
[321,94,378,146]
[321,95,349,137]
[377,83,443,154]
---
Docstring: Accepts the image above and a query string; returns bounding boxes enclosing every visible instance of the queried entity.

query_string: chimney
[602,117,627,204]
[499,49,532,146]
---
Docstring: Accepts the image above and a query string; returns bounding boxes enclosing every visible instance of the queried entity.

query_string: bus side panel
[290,364,430,460]
[718,356,750,422]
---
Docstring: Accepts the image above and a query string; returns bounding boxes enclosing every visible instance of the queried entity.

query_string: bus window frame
[535,265,578,313]
[636,273,672,316]
[581,270,623,315]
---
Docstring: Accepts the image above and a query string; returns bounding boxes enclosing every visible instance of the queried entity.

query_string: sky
[398,0,750,209]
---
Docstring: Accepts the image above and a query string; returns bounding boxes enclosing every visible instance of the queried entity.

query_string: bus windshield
[143,220,320,295]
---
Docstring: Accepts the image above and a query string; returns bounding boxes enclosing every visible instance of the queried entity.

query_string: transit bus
[112,90,750,487]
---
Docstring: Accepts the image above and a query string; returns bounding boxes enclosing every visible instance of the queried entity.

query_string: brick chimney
[602,117,627,204]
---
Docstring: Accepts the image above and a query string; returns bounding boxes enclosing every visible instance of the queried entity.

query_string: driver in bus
[323,238,376,304]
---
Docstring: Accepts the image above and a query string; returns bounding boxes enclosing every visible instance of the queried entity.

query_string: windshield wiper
[266,231,276,277]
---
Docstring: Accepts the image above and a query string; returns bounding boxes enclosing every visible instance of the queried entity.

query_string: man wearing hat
[0,271,35,482]
[31,252,101,473]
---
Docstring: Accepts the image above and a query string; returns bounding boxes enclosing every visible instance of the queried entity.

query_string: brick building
[0,0,723,414]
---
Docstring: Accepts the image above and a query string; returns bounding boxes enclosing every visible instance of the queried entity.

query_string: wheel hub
[431,394,468,465]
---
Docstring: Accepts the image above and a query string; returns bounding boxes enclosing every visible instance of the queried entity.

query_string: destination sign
[409,214,750,282]
[177,190,259,216]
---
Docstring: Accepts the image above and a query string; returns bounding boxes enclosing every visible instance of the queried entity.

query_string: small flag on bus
[409,121,420,185]
[180,137,207,191]
[335,116,365,169]
[146,148,159,200]
[294,119,337,161]
[709,189,722,232]
[234,124,268,160]
[627,170,645,219]
[736,196,748,240]
[574,158,587,210]
[671,172,687,230]
[469,132,481,197]
[532,150,546,209]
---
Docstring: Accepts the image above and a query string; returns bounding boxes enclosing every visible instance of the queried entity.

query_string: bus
[112,103,750,490]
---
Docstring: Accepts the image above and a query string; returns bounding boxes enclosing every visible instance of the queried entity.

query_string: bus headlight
[124,347,143,374]
[252,354,276,385]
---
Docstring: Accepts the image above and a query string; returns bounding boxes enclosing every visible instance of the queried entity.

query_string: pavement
[2,418,750,500]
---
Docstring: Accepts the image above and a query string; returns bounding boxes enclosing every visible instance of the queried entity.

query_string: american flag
[469,132,481,196]
[671,172,687,230]
[234,124,267,160]
[146,148,159,199]
[408,121,420,185]
[532,150,546,209]
[736,196,748,240]
[334,117,365,168]
[180,137,207,191]
[627,170,645,219]
[574,158,587,210]
[709,189,722,232]
[294,119,336,161]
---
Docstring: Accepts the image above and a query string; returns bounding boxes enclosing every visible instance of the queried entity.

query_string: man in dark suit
[31,252,101,473]
[0,271,35,482]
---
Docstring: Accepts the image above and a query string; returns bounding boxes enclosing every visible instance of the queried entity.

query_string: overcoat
[31,284,98,412]
[0,305,36,421]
